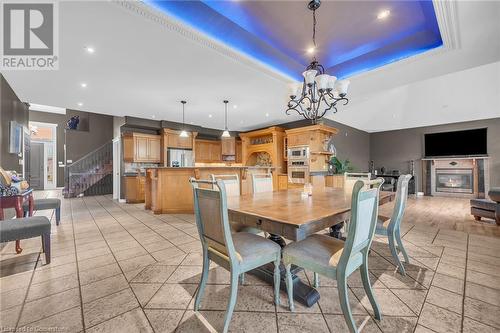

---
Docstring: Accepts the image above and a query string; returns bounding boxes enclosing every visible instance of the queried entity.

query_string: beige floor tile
[86,307,153,332]
[426,286,463,314]
[83,288,139,327]
[436,262,465,280]
[1,287,27,310]
[466,270,500,290]
[27,273,79,301]
[370,269,426,289]
[277,313,329,332]
[31,262,77,284]
[19,288,80,326]
[376,316,418,333]
[462,317,500,333]
[130,283,162,306]
[131,264,177,283]
[323,314,382,332]
[78,253,116,272]
[17,306,83,333]
[352,287,414,317]
[81,274,129,303]
[418,303,462,333]
[118,254,157,273]
[144,309,184,333]
[391,289,428,315]
[414,325,438,333]
[112,246,149,261]
[0,271,33,293]
[79,262,122,285]
[0,305,22,330]
[432,273,464,295]
[151,247,186,263]
[466,282,500,306]
[146,283,197,309]
[317,287,368,315]
[406,267,435,288]
[467,260,500,277]
[177,310,278,333]
[464,297,500,329]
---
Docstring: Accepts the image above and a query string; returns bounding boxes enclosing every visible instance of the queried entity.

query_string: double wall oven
[288,146,310,184]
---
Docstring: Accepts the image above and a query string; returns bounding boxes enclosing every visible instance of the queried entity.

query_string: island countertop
[144,165,279,214]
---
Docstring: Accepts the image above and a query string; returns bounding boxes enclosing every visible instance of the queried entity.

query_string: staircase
[63,141,113,198]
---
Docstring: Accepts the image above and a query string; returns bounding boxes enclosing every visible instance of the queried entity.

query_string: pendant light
[179,100,189,138]
[221,100,230,138]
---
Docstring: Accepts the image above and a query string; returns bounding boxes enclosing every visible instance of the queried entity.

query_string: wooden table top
[227,188,395,241]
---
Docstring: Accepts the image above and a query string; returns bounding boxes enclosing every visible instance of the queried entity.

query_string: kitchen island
[144,166,274,214]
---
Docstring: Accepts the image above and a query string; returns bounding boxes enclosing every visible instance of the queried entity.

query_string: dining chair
[376,174,412,275]
[251,173,273,193]
[343,172,371,193]
[189,178,282,333]
[283,179,384,333]
[210,174,261,236]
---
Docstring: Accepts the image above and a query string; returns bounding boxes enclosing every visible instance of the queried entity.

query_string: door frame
[29,122,58,190]
[112,137,121,200]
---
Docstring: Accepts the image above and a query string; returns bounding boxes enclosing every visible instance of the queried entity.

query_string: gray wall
[0,74,29,173]
[370,118,500,189]
[29,110,114,187]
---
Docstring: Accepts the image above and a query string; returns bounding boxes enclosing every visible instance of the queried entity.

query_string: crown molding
[113,0,294,83]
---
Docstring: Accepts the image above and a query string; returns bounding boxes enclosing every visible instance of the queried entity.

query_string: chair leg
[360,254,381,320]
[313,272,320,288]
[55,208,61,226]
[41,233,51,265]
[273,258,280,306]
[222,270,239,333]
[239,273,245,285]
[388,233,406,276]
[337,276,357,333]
[285,264,294,311]
[194,250,210,311]
[395,227,409,264]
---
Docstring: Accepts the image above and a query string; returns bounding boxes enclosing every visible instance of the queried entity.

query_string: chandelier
[286,0,350,124]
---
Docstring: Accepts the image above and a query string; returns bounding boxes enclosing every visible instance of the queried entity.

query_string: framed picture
[9,121,23,154]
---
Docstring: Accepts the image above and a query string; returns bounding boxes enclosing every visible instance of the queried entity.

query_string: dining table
[227,187,395,307]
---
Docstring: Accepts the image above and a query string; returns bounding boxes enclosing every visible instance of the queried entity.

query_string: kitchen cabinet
[236,141,242,163]
[123,133,161,163]
[221,137,236,156]
[124,175,145,203]
[163,129,196,149]
[278,174,288,191]
[195,139,222,163]
[325,175,344,188]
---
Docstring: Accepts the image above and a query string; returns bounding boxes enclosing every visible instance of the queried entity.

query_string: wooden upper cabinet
[221,137,236,156]
[287,131,311,147]
[235,140,242,163]
[123,133,161,163]
[164,129,195,149]
[195,139,222,163]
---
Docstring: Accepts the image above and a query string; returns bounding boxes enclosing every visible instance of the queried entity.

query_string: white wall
[336,61,500,133]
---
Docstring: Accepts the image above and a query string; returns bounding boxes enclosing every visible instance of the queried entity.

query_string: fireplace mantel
[421,157,489,198]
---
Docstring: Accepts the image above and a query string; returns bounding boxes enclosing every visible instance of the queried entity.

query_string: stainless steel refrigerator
[167,148,194,167]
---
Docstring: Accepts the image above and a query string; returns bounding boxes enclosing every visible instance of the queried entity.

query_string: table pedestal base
[249,262,320,307]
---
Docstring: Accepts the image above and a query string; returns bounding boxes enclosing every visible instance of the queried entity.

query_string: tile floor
[1,191,500,332]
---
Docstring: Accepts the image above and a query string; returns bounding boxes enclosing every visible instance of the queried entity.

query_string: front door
[30,142,44,189]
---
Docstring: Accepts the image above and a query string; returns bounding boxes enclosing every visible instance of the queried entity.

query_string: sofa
[470,188,500,225]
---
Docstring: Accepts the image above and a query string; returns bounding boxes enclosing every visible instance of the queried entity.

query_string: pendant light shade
[221,100,230,138]
[179,100,189,137]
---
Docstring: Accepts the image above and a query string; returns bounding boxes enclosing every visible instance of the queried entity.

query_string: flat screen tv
[424,128,487,157]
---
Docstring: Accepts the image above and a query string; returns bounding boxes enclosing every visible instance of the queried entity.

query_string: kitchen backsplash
[124,162,160,173]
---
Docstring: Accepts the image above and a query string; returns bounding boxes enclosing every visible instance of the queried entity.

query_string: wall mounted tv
[424,128,487,157]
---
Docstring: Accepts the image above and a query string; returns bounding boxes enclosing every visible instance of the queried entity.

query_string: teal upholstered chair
[251,173,273,193]
[190,178,281,333]
[376,174,412,275]
[283,179,384,333]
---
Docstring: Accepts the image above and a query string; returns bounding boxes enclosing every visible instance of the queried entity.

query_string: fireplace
[423,157,489,198]
[435,169,473,194]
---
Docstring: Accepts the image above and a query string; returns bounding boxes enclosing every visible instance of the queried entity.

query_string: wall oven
[288,166,309,184]
[288,146,309,160]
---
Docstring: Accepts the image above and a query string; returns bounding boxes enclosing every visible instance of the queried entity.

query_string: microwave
[288,146,309,160]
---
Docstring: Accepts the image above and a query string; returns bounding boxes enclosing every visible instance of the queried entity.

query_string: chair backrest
[340,178,383,268]
[387,174,412,232]
[210,174,240,197]
[343,172,371,193]
[252,173,273,193]
[190,178,237,262]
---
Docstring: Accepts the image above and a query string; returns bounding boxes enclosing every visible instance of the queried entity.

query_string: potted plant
[329,156,354,174]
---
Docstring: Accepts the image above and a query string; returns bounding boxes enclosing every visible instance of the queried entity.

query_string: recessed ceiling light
[233,104,238,109]
[377,9,390,20]
[307,47,315,54]
[190,121,194,124]
[208,114,212,118]
[151,115,156,119]
[265,113,269,117]
[77,102,83,107]
[80,82,87,88]
[85,46,95,54]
